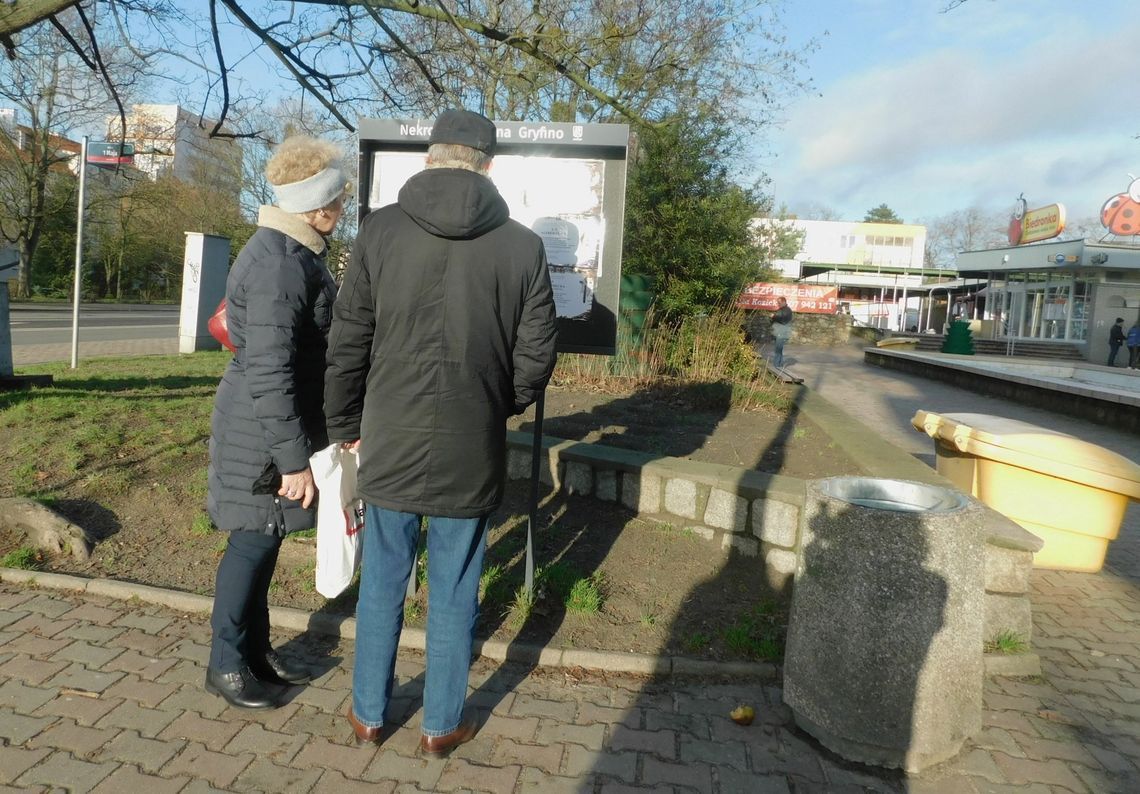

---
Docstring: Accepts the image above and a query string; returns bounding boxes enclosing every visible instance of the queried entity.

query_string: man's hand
[279,467,317,508]
[341,440,361,452]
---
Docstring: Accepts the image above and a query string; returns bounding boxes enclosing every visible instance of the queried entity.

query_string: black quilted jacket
[324,167,557,517]
[207,211,337,534]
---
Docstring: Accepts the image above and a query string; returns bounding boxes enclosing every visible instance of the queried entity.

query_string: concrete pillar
[178,233,230,353]
[0,246,17,377]
[0,284,12,378]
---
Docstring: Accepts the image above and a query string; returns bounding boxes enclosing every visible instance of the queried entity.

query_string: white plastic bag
[309,444,364,598]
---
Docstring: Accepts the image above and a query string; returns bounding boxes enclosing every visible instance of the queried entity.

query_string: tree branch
[207,0,232,137]
[218,0,357,131]
[47,14,96,69]
[0,0,79,38]
[287,0,656,126]
[362,4,447,96]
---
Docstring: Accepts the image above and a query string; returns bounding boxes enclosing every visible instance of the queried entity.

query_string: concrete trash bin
[784,477,986,773]
[913,410,1140,573]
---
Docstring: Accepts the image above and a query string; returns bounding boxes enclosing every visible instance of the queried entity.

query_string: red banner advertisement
[737,283,839,314]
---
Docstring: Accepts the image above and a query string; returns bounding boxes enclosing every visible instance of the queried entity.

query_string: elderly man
[324,109,557,755]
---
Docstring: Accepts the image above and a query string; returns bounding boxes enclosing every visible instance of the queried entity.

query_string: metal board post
[525,391,546,596]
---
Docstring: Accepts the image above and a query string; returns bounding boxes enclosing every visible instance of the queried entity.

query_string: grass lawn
[1,352,797,663]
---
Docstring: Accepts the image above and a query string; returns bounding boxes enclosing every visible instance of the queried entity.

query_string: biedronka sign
[1008,195,1066,245]
[738,283,838,314]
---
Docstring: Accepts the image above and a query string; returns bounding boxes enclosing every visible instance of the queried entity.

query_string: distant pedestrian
[205,135,350,710]
[1127,320,1140,369]
[771,296,793,369]
[1108,317,1126,367]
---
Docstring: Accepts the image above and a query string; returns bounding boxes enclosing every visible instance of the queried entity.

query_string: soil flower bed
[1,353,859,663]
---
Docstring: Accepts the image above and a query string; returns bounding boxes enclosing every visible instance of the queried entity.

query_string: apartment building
[109,104,242,194]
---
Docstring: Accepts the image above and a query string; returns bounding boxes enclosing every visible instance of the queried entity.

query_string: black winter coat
[324,167,558,517]
[207,208,338,534]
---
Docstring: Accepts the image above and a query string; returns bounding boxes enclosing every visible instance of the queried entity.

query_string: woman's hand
[279,467,316,508]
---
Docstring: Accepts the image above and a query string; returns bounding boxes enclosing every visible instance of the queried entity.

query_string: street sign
[87,141,134,166]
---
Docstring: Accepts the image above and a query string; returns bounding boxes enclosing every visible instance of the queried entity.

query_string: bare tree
[0,15,138,297]
[1059,215,1108,243]
[921,205,1007,268]
[2,1,812,137]
[795,201,842,221]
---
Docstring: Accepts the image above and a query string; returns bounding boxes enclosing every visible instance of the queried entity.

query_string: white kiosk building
[754,217,954,331]
[956,239,1140,363]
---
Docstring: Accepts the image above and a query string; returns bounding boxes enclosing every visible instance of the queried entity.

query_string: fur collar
[257,205,326,255]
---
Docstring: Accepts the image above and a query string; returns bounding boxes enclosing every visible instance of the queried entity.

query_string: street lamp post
[70,136,89,369]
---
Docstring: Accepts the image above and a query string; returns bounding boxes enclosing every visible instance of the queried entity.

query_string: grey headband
[274,167,348,213]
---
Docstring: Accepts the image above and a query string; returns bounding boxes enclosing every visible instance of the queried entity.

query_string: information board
[358,119,629,355]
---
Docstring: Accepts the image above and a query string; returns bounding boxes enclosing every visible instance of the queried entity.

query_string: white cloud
[766,7,1140,222]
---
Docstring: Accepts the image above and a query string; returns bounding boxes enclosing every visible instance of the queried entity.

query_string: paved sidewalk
[0,345,1137,792]
[1,563,1137,793]
[12,338,178,367]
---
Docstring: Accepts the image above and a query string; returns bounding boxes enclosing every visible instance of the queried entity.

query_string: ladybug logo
[1101,175,1140,236]
[1007,193,1027,245]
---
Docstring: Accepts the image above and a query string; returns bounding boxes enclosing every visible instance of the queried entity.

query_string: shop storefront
[956,240,1140,360]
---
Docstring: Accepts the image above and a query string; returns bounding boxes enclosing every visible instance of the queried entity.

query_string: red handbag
[208,298,236,353]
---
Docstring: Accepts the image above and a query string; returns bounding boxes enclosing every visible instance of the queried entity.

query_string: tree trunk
[15,238,31,299]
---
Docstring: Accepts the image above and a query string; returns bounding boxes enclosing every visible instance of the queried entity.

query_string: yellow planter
[913,411,1140,573]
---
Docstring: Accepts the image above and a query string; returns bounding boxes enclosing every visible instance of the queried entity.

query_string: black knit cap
[429,109,497,155]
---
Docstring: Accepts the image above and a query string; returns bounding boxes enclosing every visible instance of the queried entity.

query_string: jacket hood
[397,168,509,240]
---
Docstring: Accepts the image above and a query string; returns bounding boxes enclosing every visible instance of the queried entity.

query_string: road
[8,303,179,365]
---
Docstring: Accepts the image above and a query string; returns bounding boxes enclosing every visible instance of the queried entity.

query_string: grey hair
[426,142,492,174]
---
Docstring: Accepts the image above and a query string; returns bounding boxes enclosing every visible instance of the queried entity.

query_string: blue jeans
[352,504,489,736]
[773,337,787,368]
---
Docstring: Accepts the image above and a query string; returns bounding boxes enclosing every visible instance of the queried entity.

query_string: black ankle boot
[251,649,312,686]
[204,666,284,709]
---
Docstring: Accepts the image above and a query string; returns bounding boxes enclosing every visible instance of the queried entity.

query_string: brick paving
[1,344,1138,791]
[1,531,1136,793]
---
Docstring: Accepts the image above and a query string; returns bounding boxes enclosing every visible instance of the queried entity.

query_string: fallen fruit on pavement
[730,705,755,725]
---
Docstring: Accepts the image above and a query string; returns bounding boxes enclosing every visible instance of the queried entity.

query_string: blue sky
[762,0,1139,225]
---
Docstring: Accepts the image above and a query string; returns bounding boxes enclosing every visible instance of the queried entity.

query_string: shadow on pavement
[465,381,734,724]
[572,382,944,789]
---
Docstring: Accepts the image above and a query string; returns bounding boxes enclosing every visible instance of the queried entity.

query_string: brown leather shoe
[347,707,383,746]
[419,718,478,757]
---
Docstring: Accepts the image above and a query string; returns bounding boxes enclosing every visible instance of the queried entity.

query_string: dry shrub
[551,304,789,413]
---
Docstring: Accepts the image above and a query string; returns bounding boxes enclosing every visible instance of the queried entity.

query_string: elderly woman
[205,136,349,709]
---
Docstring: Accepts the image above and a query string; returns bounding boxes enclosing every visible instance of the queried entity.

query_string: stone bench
[505,385,1043,677]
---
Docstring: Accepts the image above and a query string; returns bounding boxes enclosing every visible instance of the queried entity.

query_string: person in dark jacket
[1127,320,1140,369]
[205,136,349,709]
[324,109,558,754]
[771,296,793,368]
[1108,317,1126,367]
